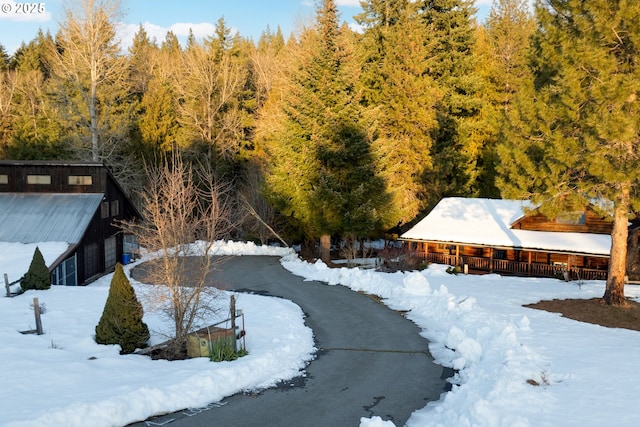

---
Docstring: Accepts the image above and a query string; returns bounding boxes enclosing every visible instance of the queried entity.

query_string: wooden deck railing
[418,252,607,281]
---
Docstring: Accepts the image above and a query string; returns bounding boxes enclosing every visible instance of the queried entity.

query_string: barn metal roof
[0,193,103,244]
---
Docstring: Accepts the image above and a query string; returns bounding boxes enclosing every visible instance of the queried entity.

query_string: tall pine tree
[259,0,390,261]
[419,0,484,201]
[356,0,438,225]
[474,0,535,196]
[498,0,640,305]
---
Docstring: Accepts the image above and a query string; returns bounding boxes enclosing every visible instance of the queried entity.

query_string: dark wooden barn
[0,160,141,285]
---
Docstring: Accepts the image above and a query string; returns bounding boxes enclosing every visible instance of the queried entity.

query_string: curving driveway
[131,256,449,427]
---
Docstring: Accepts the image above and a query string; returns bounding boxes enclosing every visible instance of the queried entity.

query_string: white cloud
[336,0,361,6]
[116,21,227,52]
[169,22,217,38]
[0,0,51,22]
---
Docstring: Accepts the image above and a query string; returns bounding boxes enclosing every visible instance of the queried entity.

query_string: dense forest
[1,0,639,304]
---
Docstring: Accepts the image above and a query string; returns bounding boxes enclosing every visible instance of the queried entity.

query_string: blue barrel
[121,253,131,265]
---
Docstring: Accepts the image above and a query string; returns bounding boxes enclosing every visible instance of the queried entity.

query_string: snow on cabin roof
[0,193,103,244]
[401,197,611,256]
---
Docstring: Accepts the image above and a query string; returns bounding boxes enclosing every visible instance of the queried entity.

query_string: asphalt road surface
[130,256,450,427]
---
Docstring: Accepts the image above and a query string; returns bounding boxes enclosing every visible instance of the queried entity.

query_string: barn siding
[0,160,140,285]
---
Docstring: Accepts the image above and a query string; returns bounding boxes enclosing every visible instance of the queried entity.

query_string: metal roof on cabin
[0,193,103,244]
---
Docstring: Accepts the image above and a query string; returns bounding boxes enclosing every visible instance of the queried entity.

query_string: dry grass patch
[525,298,640,332]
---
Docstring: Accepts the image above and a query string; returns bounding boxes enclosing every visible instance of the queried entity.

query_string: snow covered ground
[2,241,640,427]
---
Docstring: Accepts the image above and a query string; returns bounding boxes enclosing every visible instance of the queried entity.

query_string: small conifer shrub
[95,263,149,354]
[21,246,51,291]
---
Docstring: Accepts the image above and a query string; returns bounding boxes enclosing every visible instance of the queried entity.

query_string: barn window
[0,174,7,184]
[27,175,51,185]
[68,175,93,185]
[110,200,119,216]
[101,201,109,219]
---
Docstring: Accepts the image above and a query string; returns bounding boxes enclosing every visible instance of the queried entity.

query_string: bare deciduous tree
[122,154,235,358]
[0,69,17,151]
[239,164,288,246]
[52,0,127,161]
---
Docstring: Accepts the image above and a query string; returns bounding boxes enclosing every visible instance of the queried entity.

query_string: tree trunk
[603,186,630,306]
[626,225,640,281]
[320,234,331,264]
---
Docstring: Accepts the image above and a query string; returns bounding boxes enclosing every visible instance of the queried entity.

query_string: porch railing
[419,252,607,281]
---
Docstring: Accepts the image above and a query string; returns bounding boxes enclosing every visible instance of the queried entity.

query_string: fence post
[4,273,9,297]
[33,298,43,335]
[230,294,237,352]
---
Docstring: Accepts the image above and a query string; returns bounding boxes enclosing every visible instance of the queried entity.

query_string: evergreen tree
[175,18,252,174]
[1,31,67,161]
[10,30,55,77]
[356,0,438,225]
[128,24,157,97]
[498,0,640,305]
[419,0,484,200]
[20,246,51,291]
[95,263,149,354]
[475,0,535,196]
[136,78,181,155]
[0,44,9,71]
[259,0,390,261]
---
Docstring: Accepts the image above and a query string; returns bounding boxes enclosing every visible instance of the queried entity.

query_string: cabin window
[494,250,507,259]
[0,174,7,184]
[68,175,93,185]
[436,243,448,251]
[27,175,51,185]
[556,213,586,225]
[110,200,119,216]
[101,201,110,219]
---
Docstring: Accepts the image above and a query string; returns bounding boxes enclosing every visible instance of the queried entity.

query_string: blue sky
[0,0,494,55]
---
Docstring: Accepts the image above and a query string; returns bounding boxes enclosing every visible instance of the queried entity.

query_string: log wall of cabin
[512,210,612,234]
[419,242,608,269]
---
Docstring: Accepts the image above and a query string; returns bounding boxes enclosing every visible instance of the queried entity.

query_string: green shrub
[208,336,248,362]
[21,246,51,291]
[95,263,150,354]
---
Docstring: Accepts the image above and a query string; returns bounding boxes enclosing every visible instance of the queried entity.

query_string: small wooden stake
[4,273,9,297]
[230,294,237,352]
[33,298,43,335]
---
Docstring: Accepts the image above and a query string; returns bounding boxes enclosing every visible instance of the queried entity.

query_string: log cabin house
[0,160,141,285]
[400,197,612,280]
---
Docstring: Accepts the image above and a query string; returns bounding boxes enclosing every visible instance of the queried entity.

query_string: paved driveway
[131,256,449,427]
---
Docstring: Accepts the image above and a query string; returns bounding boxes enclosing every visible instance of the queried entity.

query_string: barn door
[84,242,99,279]
[104,236,117,270]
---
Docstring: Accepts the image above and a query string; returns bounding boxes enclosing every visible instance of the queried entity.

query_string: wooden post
[4,273,9,297]
[33,298,43,335]
[230,294,237,352]
[455,245,460,266]
[489,248,494,273]
[528,252,532,276]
